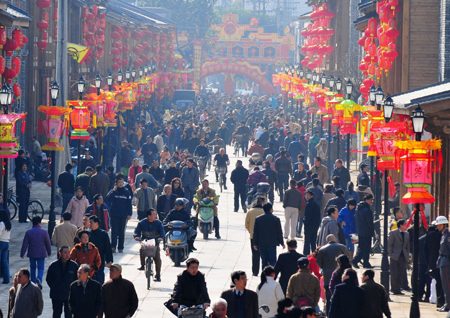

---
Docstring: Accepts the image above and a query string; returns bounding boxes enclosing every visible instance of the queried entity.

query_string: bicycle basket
[235,134,243,143]
[216,166,226,174]
[141,240,157,258]
[181,308,204,318]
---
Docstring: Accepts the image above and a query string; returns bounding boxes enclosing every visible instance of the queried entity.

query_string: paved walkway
[0,148,446,317]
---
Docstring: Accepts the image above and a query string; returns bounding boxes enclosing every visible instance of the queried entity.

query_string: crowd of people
[0,91,448,318]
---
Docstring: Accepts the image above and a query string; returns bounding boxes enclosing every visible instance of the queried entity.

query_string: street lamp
[47,80,60,238]
[312,71,317,84]
[117,70,123,85]
[125,69,131,83]
[335,77,342,93]
[94,75,102,96]
[329,75,335,90]
[375,86,384,108]
[321,72,327,88]
[77,76,85,100]
[0,84,9,107]
[50,81,60,106]
[306,70,312,82]
[107,73,113,91]
[144,65,148,75]
[296,69,300,77]
[410,104,425,318]
[139,67,143,78]
[131,67,136,81]
[383,95,394,122]
[369,85,377,106]
[345,79,353,100]
[280,65,284,73]
[299,68,304,78]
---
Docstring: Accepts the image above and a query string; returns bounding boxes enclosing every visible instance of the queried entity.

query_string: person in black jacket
[58,163,76,214]
[79,151,96,177]
[157,184,178,221]
[324,189,347,215]
[253,203,285,267]
[106,166,115,191]
[332,159,351,190]
[230,160,250,213]
[303,189,321,255]
[352,194,374,268]
[69,264,102,318]
[88,215,113,285]
[171,258,211,313]
[261,161,277,204]
[424,224,444,307]
[328,268,365,318]
[46,246,78,318]
[164,198,197,251]
[274,239,304,294]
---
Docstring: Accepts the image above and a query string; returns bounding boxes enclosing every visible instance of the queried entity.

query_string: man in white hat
[436,216,450,312]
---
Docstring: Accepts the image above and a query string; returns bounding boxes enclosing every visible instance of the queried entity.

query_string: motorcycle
[247,182,271,207]
[194,194,219,240]
[248,153,263,173]
[165,220,190,267]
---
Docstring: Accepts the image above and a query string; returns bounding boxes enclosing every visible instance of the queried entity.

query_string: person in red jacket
[128,158,142,188]
[70,230,101,278]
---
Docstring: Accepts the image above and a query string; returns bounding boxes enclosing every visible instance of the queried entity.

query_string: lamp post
[368,85,377,190]
[107,73,113,92]
[139,67,143,79]
[94,75,103,164]
[47,81,60,237]
[131,67,136,82]
[335,77,342,94]
[76,76,85,174]
[375,86,384,233]
[0,84,11,202]
[306,70,312,83]
[321,72,327,89]
[95,75,102,96]
[381,94,394,295]
[125,69,131,83]
[410,105,425,318]
[117,70,123,85]
[345,80,353,168]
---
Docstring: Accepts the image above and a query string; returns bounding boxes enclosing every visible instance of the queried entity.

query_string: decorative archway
[201,60,275,95]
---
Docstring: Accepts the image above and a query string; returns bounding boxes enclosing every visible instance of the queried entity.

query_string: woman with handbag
[256,266,284,318]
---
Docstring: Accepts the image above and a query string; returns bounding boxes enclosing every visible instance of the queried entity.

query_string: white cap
[435,216,449,225]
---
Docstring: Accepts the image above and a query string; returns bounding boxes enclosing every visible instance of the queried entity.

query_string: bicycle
[140,238,159,290]
[215,166,227,192]
[233,134,243,157]
[7,187,45,221]
[194,156,207,182]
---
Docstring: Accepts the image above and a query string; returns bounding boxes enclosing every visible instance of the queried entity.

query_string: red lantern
[13,83,21,97]
[12,29,23,48]
[386,19,399,38]
[68,101,92,139]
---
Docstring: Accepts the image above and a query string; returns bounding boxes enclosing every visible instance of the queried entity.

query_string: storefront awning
[0,4,32,28]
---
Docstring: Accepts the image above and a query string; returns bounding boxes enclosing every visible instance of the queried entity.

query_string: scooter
[194,194,219,240]
[247,182,271,207]
[165,220,190,267]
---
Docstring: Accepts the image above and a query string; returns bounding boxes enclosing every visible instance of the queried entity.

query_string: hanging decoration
[38,106,72,151]
[36,0,51,51]
[67,101,92,139]
[0,114,26,158]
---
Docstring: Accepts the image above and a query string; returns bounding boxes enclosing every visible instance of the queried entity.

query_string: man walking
[310,157,329,185]
[180,158,199,211]
[134,178,157,220]
[135,164,159,189]
[317,206,345,246]
[352,194,375,269]
[436,215,450,312]
[12,268,43,318]
[275,150,292,201]
[88,215,113,285]
[20,216,51,289]
[52,212,78,252]
[46,246,79,318]
[106,177,132,253]
[101,263,139,318]
[261,161,277,204]
[15,162,32,223]
[274,239,304,294]
[360,269,391,318]
[230,160,249,213]
[286,257,321,309]
[388,219,410,295]
[283,179,302,239]
[245,197,266,276]
[58,163,75,214]
[332,159,350,190]
[69,264,102,318]
[89,165,110,199]
[303,190,321,255]
[157,184,177,221]
[253,203,285,267]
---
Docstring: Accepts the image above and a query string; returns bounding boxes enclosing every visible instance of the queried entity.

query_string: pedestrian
[30,136,42,162]
[74,214,91,245]
[69,264,102,318]
[180,158,199,210]
[88,215,113,285]
[344,181,359,202]
[317,206,345,246]
[79,151,96,176]
[106,166,116,190]
[295,181,306,238]
[65,186,89,228]
[150,159,165,185]
[308,179,323,211]
[257,266,284,318]
[134,178,157,220]
[8,274,19,318]
[338,199,357,259]
[120,142,133,174]
[127,158,143,188]
[142,136,159,165]
[58,163,76,214]
[89,164,110,199]
[213,148,230,189]
[245,197,266,276]
[303,190,321,255]
[209,298,228,318]
[436,215,450,311]
[316,234,349,313]
[324,189,347,215]
[357,164,370,187]
[15,163,32,223]
[293,162,306,182]
[230,160,250,212]
[70,229,101,278]
[0,209,11,284]
[315,139,328,167]
[332,159,350,190]
[329,255,356,296]
[135,164,159,189]
[352,194,374,269]
[274,239,305,294]
[20,216,51,289]
[52,212,78,252]
[101,263,139,318]
[283,179,302,239]
[165,160,181,185]
[425,222,445,308]
[107,177,132,253]
[75,167,93,202]
[275,150,292,201]
[12,268,43,318]
[171,177,185,198]
[388,218,410,295]
[310,157,329,185]
[328,268,365,318]
[157,184,177,221]
[253,202,285,267]
[286,257,321,309]
[171,258,211,313]
[220,270,259,318]
[46,246,79,318]
[360,269,391,318]
[85,194,110,231]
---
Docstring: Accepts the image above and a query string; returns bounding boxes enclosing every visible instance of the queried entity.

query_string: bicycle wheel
[28,200,45,221]
[8,199,18,220]
[146,257,153,290]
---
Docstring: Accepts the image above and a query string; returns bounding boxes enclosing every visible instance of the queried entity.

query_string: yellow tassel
[119,114,125,125]
[93,114,97,128]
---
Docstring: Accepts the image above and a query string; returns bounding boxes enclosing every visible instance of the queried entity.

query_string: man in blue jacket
[180,159,199,211]
[106,177,132,253]
[134,208,165,281]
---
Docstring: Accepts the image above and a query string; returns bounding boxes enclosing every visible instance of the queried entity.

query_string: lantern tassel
[21,119,25,134]
[387,175,395,198]
[65,118,70,137]
[38,117,43,134]
[92,114,97,128]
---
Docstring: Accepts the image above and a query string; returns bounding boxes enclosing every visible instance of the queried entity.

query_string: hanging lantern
[369,121,406,170]
[38,106,72,151]
[0,114,26,158]
[67,101,91,139]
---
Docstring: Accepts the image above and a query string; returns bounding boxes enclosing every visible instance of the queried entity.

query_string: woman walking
[0,209,11,283]
[256,266,284,318]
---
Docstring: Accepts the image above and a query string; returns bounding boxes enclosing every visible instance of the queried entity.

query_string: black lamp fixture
[284,66,289,75]
[369,85,377,106]
[321,72,327,88]
[280,65,284,73]
[306,70,312,82]
[335,77,342,93]
[411,105,425,136]
[345,79,353,99]
[0,84,9,107]
[107,73,113,91]
[131,67,136,80]
[329,75,335,90]
[152,62,157,72]
[117,70,123,85]
[375,86,384,106]
[290,65,295,74]
[77,76,86,100]
[139,67,143,78]
[50,81,60,106]
[296,69,300,77]
[383,95,394,123]
[6,84,12,106]
[144,65,148,75]
[312,71,317,83]
[94,75,102,96]
[299,67,304,78]
[125,69,131,82]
